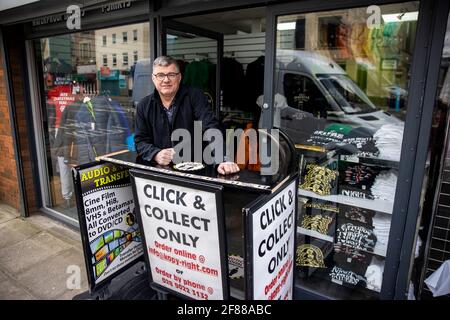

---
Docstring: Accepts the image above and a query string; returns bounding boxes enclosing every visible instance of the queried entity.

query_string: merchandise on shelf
[365,256,385,292]
[370,169,398,201]
[299,163,339,196]
[339,204,375,225]
[335,218,377,253]
[328,265,367,288]
[373,124,404,162]
[296,237,334,277]
[299,199,338,237]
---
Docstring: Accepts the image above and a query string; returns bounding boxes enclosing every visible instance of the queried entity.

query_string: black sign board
[73,161,144,292]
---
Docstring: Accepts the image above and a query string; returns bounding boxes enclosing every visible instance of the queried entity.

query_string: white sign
[252,179,296,300]
[77,65,97,74]
[134,176,225,300]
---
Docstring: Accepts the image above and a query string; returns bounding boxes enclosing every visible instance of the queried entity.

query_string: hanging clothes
[106,98,132,153]
[47,84,76,130]
[222,57,245,110]
[52,94,126,164]
[244,55,265,125]
[336,23,351,59]
[350,22,370,58]
[182,59,216,107]
[182,59,211,90]
[74,95,123,164]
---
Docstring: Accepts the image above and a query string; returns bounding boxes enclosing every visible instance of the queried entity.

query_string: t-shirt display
[296,147,395,296]
[370,169,398,201]
[300,164,339,196]
[373,124,404,161]
[335,219,377,253]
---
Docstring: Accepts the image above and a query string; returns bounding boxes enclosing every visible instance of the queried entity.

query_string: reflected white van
[272,50,402,142]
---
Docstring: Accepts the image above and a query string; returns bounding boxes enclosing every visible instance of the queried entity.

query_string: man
[135,55,239,175]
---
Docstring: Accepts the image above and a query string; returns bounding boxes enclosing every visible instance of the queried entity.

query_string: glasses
[153,72,180,81]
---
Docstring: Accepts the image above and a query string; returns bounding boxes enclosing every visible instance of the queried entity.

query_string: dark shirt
[164,103,177,126]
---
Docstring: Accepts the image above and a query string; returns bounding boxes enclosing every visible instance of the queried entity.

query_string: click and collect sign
[131,170,229,300]
[246,177,297,300]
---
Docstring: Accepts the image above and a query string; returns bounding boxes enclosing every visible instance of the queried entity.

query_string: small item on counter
[173,162,205,171]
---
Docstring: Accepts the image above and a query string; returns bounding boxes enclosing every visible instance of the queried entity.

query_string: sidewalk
[0,203,89,300]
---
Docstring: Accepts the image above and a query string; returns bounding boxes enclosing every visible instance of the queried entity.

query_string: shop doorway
[160,7,267,130]
[162,19,223,119]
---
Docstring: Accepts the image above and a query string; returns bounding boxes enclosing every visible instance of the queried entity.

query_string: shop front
[1,0,449,300]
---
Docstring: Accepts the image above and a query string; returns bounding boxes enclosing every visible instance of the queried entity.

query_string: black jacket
[135,84,220,162]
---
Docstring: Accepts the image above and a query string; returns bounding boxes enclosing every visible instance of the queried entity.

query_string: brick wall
[0,47,20,209]
[4,27,39,214]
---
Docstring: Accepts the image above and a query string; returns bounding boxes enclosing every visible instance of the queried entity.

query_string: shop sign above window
[31,0,133,27]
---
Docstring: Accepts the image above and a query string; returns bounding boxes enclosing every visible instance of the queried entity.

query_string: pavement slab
[0,231,72,275]
[0,206,18,224]
[0,219,41,248]
[0,278,36,300]
[14,247,89,300]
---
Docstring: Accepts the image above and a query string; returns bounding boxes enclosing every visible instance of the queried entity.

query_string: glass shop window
[273,2,419,299]
[283,73,332,118]
[35,22,150,221]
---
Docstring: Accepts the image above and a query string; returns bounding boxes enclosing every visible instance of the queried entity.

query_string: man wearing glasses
[135,55,239,175]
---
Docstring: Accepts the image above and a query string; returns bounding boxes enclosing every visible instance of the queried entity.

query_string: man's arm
[134,96,161,162]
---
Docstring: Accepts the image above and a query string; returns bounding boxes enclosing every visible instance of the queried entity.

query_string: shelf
[339,154,399,169]
[296,227,388,258]
[297,227,334,242]
[297,188,393,214]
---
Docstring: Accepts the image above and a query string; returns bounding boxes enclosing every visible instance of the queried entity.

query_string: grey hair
[153,55,180,72]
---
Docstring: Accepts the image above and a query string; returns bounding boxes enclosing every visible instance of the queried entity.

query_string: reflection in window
[318,74,376,114]
[275,2,419,300]
[36,22,150,220]
[283,73,330,118]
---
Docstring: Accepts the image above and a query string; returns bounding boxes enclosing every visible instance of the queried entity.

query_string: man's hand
[217,162,240,175]
[154,148,175,166]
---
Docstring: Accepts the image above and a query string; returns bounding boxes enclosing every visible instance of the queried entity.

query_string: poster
[247,177,297,300]
[131,170,228,300]
[74,162,143,291]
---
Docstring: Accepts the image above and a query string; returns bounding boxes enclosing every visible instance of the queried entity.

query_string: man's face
[152,64,181,99]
